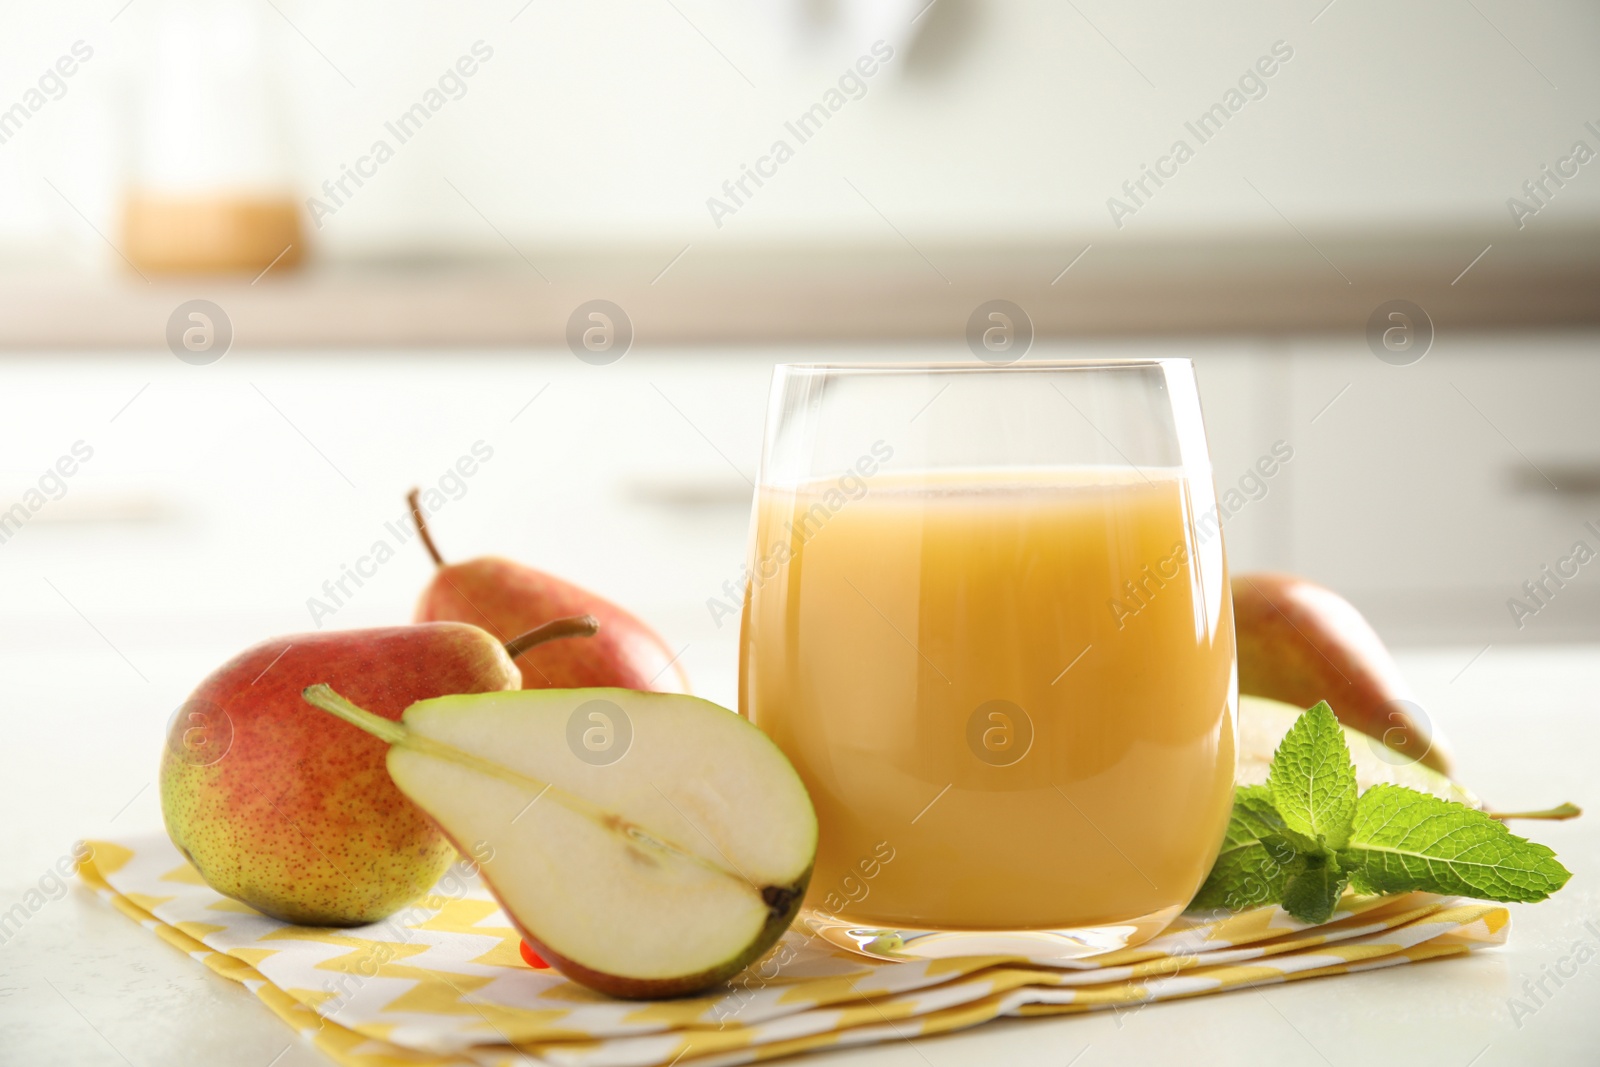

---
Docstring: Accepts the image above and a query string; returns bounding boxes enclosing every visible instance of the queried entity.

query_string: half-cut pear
[302,685,816,999]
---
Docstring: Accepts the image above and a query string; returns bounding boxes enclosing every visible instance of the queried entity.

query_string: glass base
[802,902,1186,963]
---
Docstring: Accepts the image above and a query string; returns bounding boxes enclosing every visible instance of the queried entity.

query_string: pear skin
[159,623,520,925]
[1232,572,1451,773]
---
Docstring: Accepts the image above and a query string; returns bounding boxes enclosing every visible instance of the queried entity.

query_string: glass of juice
[740,360,1236,961]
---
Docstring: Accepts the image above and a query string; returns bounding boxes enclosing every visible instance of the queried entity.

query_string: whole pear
[408,490,689,692]
[1232,572,1452,773]
[160,622,570,925]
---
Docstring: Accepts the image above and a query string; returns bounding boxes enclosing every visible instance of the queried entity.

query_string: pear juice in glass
[739,361,1236,960]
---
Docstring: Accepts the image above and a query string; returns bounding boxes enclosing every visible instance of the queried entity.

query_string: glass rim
[774,358,1191,374]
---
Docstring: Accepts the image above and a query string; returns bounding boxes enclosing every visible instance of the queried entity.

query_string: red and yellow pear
[408,490,689,692]
[1232,572,1451,773]
[159,618,595,926]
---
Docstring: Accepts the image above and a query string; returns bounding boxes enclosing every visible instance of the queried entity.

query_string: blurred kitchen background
[0,0,1597,732]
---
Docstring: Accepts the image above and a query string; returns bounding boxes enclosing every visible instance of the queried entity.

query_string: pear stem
[408,488,445,568]
[303,684,410,746]
[503,615,600,661]
[1486,802,1582,822]
[304,684,591,815]
[299,684,752,888]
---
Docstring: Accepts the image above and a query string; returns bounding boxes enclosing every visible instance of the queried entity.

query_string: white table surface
[0,351,1596,1064]
[1,643,1596,1067]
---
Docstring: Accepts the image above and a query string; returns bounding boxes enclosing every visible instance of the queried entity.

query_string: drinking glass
[739,360,1236,961]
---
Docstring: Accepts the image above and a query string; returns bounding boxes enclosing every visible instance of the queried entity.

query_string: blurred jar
[123,0,304,274]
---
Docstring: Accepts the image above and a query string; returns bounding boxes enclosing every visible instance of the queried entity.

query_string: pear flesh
[1237,694,1477,806]
[304,686,817,999]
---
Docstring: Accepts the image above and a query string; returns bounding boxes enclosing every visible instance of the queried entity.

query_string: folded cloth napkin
[79,835,1508,1067]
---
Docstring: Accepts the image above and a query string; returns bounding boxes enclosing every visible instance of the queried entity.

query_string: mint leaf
[1268,700,1358,849]
[1189,787,1301,911]
[1280,850,1349,924]
[1340,784,1572,902]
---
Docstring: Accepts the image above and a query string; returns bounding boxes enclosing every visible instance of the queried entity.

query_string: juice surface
[740,468,1236,931]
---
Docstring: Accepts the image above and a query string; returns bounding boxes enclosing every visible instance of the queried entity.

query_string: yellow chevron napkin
[79,835,1508,1067]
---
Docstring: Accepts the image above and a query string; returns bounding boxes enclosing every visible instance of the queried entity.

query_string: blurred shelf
[2,227,1598,348]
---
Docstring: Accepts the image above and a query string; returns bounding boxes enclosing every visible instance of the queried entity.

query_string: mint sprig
[1192,701,1571,924]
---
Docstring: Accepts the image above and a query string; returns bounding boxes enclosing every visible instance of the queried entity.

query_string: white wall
[1,0,1597,264]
